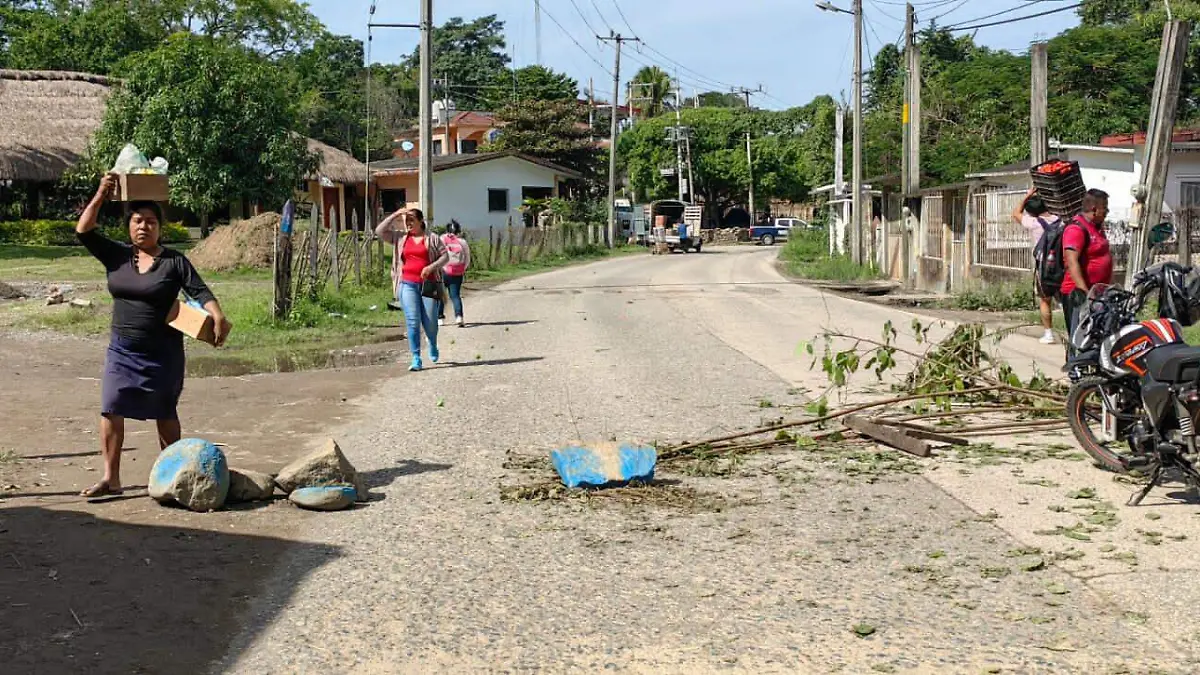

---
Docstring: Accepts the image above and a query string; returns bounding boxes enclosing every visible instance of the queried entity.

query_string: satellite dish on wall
[400,140,415,155]
[486,129,502,143]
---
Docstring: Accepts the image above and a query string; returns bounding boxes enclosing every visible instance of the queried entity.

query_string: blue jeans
[444,274,464,318]
[398,281,441,356]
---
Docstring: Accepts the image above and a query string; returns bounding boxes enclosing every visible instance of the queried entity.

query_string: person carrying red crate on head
[1013,187,1062,345]
[1060,189,1114,348]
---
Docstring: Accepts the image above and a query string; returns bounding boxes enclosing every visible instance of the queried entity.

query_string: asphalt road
[220,245,1199,674]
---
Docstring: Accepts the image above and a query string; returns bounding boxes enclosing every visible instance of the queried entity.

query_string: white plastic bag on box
[111,144,150,174]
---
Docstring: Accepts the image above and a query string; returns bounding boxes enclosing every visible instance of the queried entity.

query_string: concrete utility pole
[419,0,433,220]
[900,2,921,283]
[588,77,595,143]
[816,0,862,261]
[439,74,452,155]
[367,5,421,224]
[853,0,864,265]
[1030,42,1049,167]
[598,32,640,247]
[734,85,765,220]
[674,78,685,201]
[745,132,756,222]
[834,104,848,255]
[534,0,543,65]
[1130,20,1192,273]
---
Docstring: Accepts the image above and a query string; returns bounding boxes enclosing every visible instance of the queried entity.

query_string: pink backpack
[443,235,468,276]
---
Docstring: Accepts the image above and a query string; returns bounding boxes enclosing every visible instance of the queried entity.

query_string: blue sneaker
[430,345,440,364]
[408,356,422,372]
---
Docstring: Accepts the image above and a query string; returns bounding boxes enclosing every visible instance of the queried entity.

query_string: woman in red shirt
[375,208,449,371]
[1060,189,1114,349]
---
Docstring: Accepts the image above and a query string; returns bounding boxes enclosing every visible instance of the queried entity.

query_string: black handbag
[420,278,444,300]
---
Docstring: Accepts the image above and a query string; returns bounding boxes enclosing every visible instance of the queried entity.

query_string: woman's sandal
[80,481,123,499]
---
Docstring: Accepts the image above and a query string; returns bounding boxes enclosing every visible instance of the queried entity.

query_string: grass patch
[779,232,881,282]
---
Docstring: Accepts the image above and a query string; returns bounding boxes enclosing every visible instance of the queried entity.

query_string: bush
[951,283,1037,312]
[0,220,190,246]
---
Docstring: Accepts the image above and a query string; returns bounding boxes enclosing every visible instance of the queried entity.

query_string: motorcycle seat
[1144,344,1200,382]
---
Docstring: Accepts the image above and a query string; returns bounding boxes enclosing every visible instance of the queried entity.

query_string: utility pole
[746,132,756,222]
[598,32,640,248]
[418,0,433,220]
[534,0,542,65]
[684,126,696,205]
[834,103,845,255]
[1030,42,1049,167]
[588,77,595,143]
[674,78,685,201]
[364,3,375,246]
[734,85,765,221]
[900,2,921,284]
[852,0,864,265]
[437,74,452,156]
[1131,20,1192,273]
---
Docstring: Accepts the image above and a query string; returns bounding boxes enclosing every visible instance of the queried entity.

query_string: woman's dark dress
[79,230,215,420]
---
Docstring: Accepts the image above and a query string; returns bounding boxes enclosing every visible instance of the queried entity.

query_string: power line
[947,2,1082,30]
[566,0,602,39]
[589,0,616,33]
[539,5,613,75]
[943,1,1067,29]
[610,0,637,35]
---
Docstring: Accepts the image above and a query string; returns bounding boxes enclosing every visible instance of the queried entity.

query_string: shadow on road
[0,505,340,674]
[447,356,544,368]
[465,320,538,327]
[363,460,453,490]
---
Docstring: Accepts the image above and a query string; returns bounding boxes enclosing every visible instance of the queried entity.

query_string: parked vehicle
[750,219,791,246]
[1065,229,1200,504]
[644,200,703,253]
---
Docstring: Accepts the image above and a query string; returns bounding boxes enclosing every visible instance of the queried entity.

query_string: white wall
[431,156,565,237]
[1133,147,1200,214]
[1070,148,1136,220]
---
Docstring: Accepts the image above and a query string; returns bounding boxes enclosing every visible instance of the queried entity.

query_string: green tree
[160,0,323,54]
[482,65,578,110]
[1,0,164,74]
[405,15,509,90]
[282,32,395,159]
[486,100,602,182]
[88,34,316,236]
[682,91,746,108]
[631,65,673,117]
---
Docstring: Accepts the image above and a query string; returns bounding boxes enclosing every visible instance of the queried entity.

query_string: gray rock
[288,485,356,511]
[228,468,275,503]
[275,439,366,501]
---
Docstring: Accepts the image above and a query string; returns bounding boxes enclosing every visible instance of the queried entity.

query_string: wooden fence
[466,221,607,272]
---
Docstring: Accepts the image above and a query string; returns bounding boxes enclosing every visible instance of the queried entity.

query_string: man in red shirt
[1060,189,1114,347]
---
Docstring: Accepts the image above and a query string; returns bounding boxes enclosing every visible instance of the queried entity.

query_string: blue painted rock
[275,439,367,502]
[227,468,276,503]
[148,439,230,512]
[288,485,357,511]
[550,442,657,489]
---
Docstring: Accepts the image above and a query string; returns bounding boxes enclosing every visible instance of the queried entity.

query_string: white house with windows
[371,152,582,235]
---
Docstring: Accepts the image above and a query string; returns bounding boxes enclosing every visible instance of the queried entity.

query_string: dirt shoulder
[0,328,396,674]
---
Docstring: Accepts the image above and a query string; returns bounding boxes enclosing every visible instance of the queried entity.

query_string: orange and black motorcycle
[1066,255,1200,505]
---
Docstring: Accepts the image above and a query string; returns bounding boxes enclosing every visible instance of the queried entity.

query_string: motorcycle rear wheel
[1067,375,1134,473]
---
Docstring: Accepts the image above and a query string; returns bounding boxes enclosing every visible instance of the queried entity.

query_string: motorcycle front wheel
[1067,375,1136,473]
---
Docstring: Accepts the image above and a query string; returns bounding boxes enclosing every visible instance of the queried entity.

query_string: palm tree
[631,66,673,118]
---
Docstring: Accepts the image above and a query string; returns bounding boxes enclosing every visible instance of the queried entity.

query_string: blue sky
[308,0,1082,110]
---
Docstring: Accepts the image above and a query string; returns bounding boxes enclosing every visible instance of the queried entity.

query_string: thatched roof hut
[306,137,369,185]
[0,70,112,182]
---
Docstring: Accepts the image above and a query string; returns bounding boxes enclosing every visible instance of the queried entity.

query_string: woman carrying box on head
[75,173,230,499]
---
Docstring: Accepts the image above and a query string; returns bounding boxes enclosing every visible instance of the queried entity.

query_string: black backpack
[1034,216,1086,294]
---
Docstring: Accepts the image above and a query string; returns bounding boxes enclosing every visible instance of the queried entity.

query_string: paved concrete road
[221,246,1198,674]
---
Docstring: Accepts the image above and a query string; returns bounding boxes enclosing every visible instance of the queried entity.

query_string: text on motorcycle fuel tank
[1102,319,1186,377]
